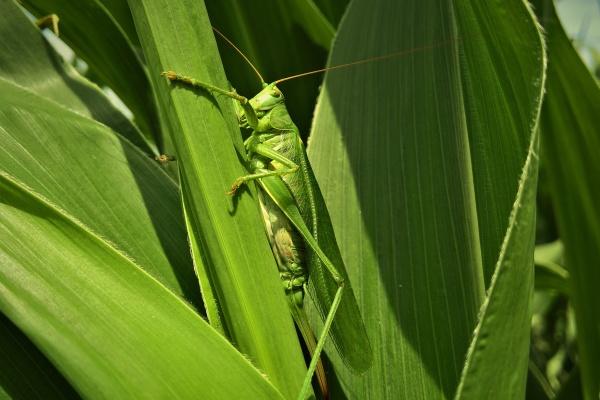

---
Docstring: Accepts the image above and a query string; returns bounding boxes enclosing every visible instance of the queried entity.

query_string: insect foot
[226,178,245,196]
[36,14,60,36]
[161,71,178,81]
[154,154,176,165]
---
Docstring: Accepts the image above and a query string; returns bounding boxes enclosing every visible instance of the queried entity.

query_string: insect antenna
[274,37,457,85]
[212,26,266,86]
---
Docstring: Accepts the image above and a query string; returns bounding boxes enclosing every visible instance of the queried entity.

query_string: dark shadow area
[206,0,328,140]
[0,312,81,399]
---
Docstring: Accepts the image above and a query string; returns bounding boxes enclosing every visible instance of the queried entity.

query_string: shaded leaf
[97,0,140,48]
[22,0,162,147]
[205,0,328,137]
[452,0,544,397]
[288,0,335,50]
[311,0,348,27]
[0,313,79,399]
[0,0,153,154]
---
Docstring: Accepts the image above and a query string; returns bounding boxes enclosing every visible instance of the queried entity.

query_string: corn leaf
[453,0,544,397]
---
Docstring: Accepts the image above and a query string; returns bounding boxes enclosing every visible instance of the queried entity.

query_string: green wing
[258,175,372,372]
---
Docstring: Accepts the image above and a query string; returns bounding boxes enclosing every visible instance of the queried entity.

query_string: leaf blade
[0,75,200,310]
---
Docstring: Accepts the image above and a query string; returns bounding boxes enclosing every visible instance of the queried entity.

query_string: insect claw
[155,154,176,165]
[226,179,246,196]
[226,185,238,196]
[161,71,177,81]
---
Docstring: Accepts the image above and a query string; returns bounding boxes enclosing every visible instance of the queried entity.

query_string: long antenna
[274,37,456,85]
[212,26,265,85]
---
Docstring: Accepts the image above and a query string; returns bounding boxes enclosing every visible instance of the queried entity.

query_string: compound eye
[271,89,282,98]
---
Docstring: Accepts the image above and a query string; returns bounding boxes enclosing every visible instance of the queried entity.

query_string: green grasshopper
[162,30,374,400]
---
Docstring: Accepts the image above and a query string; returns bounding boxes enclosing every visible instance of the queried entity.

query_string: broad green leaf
[0,169,281,399]
[0,313,79,399]
[127,1,308,398]
[22,0,162,147]
[534,1,600,398]
[455,132,539,399]
[0,75,200,310]
[308,0,543,398]
[0,4,201,393]
[204,0,328,136]
[454,1,544,285]
[0,1,153,155]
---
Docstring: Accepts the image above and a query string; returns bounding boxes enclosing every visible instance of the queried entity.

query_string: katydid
[161,28,449,399]
[161,65,371,397]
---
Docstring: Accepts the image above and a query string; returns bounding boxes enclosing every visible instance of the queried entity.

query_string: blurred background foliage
[530,1,600,399]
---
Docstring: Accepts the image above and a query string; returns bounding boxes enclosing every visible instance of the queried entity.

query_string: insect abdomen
[258,190,307,306]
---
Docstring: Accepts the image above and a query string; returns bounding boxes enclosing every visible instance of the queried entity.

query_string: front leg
[228,143,299,195]
[161,71,259,129]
